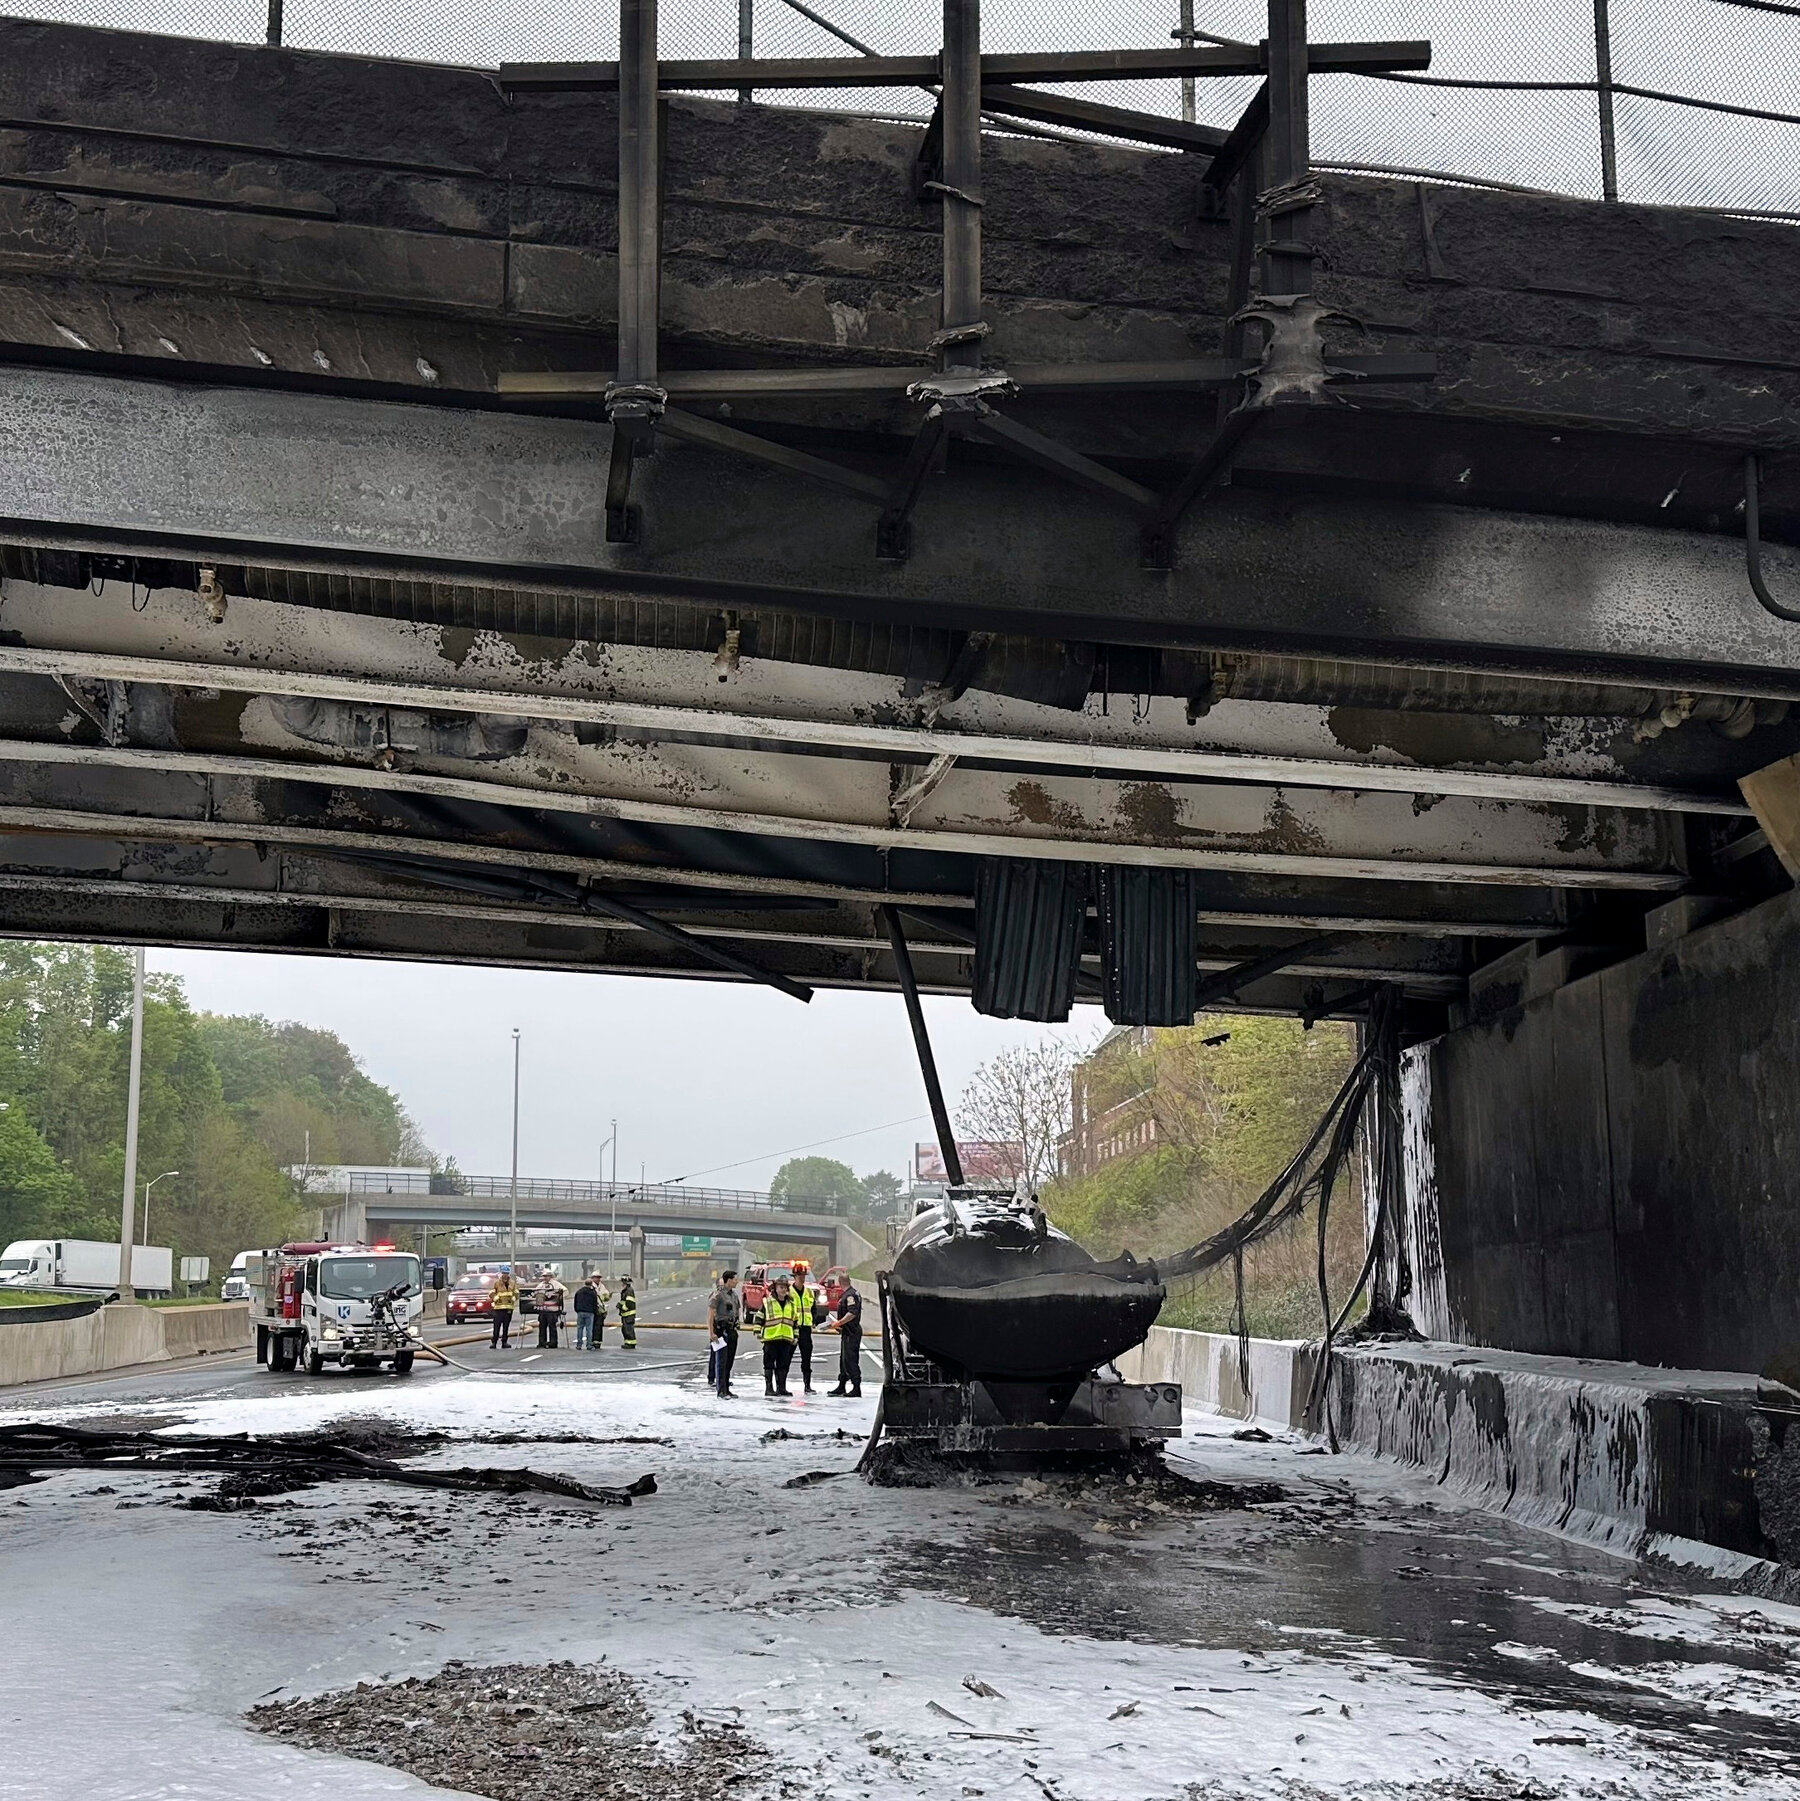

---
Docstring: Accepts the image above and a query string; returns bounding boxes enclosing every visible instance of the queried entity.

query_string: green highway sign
[681,1235,713,1253]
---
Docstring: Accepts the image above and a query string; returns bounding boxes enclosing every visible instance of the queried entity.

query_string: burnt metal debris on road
[0,1419,658,1506]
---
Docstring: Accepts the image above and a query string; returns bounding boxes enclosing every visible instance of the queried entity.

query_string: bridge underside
[0,19,1793,1035]
[4,20,1800,1380]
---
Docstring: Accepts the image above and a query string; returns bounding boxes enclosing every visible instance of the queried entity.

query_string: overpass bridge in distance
[315,1173,880,1271]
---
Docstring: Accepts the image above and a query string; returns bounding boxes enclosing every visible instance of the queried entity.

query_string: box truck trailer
[0,1238,174,1297]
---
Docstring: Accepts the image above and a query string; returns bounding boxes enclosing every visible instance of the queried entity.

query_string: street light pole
[609,1116,619,1280]
[115,946,145,1303]
[509,1028,521,1275]
[141,1169,180,1244]
[595,1124,616,1278]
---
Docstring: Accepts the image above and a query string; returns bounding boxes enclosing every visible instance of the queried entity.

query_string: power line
[661,1113,931,1186]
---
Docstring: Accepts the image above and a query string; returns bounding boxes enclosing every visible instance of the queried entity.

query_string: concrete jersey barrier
[1124,1325,1800,1578]
[0,1301,251,1388]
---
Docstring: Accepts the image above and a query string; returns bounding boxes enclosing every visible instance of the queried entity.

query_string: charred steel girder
[505,0,1436,562]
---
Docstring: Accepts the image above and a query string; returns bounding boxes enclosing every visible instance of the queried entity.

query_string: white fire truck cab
[248,1242,429,1376]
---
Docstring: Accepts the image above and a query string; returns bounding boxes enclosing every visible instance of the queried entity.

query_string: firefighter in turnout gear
[759,1272,803,1396]
[618,1279,638,1349]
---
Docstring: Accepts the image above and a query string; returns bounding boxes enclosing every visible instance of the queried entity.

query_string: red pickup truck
[740,1260,795,1325]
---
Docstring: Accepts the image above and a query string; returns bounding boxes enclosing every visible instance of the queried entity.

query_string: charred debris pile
[0,1420,656,1507]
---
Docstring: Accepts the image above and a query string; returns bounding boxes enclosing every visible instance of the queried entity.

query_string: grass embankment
[0,1288,83,1307]
[146,1295,234,1308]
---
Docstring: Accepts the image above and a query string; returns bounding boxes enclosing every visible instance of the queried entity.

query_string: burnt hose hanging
[1154,986,1404,1439]
[1746,454,1800,624]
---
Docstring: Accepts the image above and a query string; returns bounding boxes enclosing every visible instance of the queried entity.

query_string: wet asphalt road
[4,1303,1800,1800]
[4,1284,722,1412]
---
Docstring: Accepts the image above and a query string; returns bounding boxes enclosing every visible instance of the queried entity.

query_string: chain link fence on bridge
[5,0,1795,212]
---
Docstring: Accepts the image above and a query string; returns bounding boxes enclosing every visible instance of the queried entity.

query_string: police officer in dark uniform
[825,1278,864,1397]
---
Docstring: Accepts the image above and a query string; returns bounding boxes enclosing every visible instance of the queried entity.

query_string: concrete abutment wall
[1398,884,1800,1376]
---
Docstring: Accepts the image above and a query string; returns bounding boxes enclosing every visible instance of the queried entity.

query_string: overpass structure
[315,1174,878,1271]
[0,2,1795,1464]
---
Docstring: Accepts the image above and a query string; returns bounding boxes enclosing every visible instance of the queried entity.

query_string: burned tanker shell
[888,1197,1165,1381]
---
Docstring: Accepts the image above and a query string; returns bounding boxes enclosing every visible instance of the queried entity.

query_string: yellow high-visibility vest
[760,1289,804,1343]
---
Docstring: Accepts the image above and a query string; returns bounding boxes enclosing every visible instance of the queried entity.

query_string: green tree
[0,1101,82,1248]
[770,1156,863,1213]
[0,944,420,1286]
[1043,1015,1364,1338]
[857,1168,905,1221]
[196,1014,424,1168]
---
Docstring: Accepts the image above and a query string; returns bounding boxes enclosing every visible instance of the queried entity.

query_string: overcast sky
[154,949,1100,1190]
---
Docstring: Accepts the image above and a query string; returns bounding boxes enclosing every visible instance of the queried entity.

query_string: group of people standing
[705,1267,863,1399]
[485,1270,638,1351]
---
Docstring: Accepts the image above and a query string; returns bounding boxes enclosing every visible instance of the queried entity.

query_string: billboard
[914,1140,1025,1185]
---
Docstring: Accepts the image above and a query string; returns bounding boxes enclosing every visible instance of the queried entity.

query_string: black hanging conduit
[1745,454,1800,623]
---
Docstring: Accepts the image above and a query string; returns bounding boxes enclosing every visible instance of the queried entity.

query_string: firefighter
[793,1268,822,1394]
[534,1272,566,1348]
[760,1271,801,1396]
[618,1278,638,1350]
[489,1272,518,1350]
[825,1276,863,1397]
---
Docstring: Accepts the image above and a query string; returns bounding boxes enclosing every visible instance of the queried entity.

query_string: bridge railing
[328,1169,857,1218]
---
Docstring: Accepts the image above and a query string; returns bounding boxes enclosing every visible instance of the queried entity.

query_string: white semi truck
[220,1251,252,1302]
[0,1238,174,1297]
[248,1242,429,1376]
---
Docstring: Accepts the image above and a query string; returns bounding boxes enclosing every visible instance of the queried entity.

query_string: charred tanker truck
[877,1190,1182,1458]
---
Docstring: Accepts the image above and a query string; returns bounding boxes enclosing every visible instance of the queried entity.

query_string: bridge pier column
[628,1224,646,1285]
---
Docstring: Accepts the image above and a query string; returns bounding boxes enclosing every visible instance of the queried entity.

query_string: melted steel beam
[499,354,1432,400]
[883,905,964,1187]
[498,42,1432,91]
[1191,931,1344,1011]
[965,408,1159,516]
[329,849,815,1002]
[1263,0,1313,300]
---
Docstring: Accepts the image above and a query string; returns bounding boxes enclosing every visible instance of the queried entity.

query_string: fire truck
[247,1242,432,1376]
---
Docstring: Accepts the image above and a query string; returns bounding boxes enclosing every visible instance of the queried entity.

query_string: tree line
[0,944,428,1285]
[955,1018,1365,1338]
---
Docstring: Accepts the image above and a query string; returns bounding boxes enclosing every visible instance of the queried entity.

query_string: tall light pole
[115,946,146,1302]
[596,1123,617,1279]
[141,1169,180,1244]
[508,1028,521,1275]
